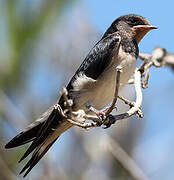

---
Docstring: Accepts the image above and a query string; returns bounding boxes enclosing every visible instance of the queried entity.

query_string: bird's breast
[72,48,136,112]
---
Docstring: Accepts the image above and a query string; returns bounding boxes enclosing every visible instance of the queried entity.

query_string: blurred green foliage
[0,0,75,92]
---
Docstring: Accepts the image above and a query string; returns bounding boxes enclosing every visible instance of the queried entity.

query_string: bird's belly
[74,56,136,111]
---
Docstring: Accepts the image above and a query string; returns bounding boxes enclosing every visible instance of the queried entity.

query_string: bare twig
[118,95,135,107]
[139,53,152,62]
[67,118,97,128]
[138,47,168,89]
[105,66,122,116]
[164,53,174,68]
[139,46,174,76]
[113,68,143,120]
[142,68,150,89]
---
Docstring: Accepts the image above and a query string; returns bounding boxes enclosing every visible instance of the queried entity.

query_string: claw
[85,101,116,128]
[86,101,106,118]
[103,115,116,129]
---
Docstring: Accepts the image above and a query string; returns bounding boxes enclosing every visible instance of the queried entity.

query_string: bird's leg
[85,101,118,128]
[85,101,106,121]
[103,114,116,129]
[98,105,117,128]
[102,105,117,113]
[102,66,121,128]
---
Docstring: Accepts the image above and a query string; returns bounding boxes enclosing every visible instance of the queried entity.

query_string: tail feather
[18,108,61,163]
[5,105,73,177]
[19,118,72,177]
[5,106,54,149]
[5,123,43,149]
[20,138,58,177]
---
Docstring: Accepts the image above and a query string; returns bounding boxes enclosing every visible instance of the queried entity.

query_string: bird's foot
[88,105,105,119]
[100,106,117,128]
[85,101,106,125]
[85,101,117,128]
[101,105,117,113]
[103,114,116,129]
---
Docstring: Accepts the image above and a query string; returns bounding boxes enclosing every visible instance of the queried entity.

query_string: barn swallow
[5,14,157,177]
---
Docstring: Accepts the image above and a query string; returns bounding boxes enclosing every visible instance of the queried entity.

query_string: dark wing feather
[20,138,58,177]
[18,108,62,163]
[63,33,121,106]
[75,33,121,80]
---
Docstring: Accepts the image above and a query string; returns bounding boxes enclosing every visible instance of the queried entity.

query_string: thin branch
[142,68,150,89]
[118,95,135,107]
[112,68,143,120]
[67,118,97,129]
[138,46,172,88]
[164,53,174,68]
[139,53,152,62]
[139,46,174,68]
[105,66,122,116]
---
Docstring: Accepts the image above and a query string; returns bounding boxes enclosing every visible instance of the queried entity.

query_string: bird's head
[104,14,157,43]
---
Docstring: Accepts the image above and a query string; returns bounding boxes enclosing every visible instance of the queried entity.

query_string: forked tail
[5,106,72,177]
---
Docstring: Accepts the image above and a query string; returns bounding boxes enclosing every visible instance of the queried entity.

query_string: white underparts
[72,47,136,111]
[72,72,96,91]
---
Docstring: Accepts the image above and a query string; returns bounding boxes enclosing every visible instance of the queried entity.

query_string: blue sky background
[84,0,174,51]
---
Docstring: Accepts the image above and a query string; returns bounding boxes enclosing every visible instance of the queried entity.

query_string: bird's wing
[63,33,121,106]
[75,33,121,80]
[59,33,121,108]
[64,33,121,99]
